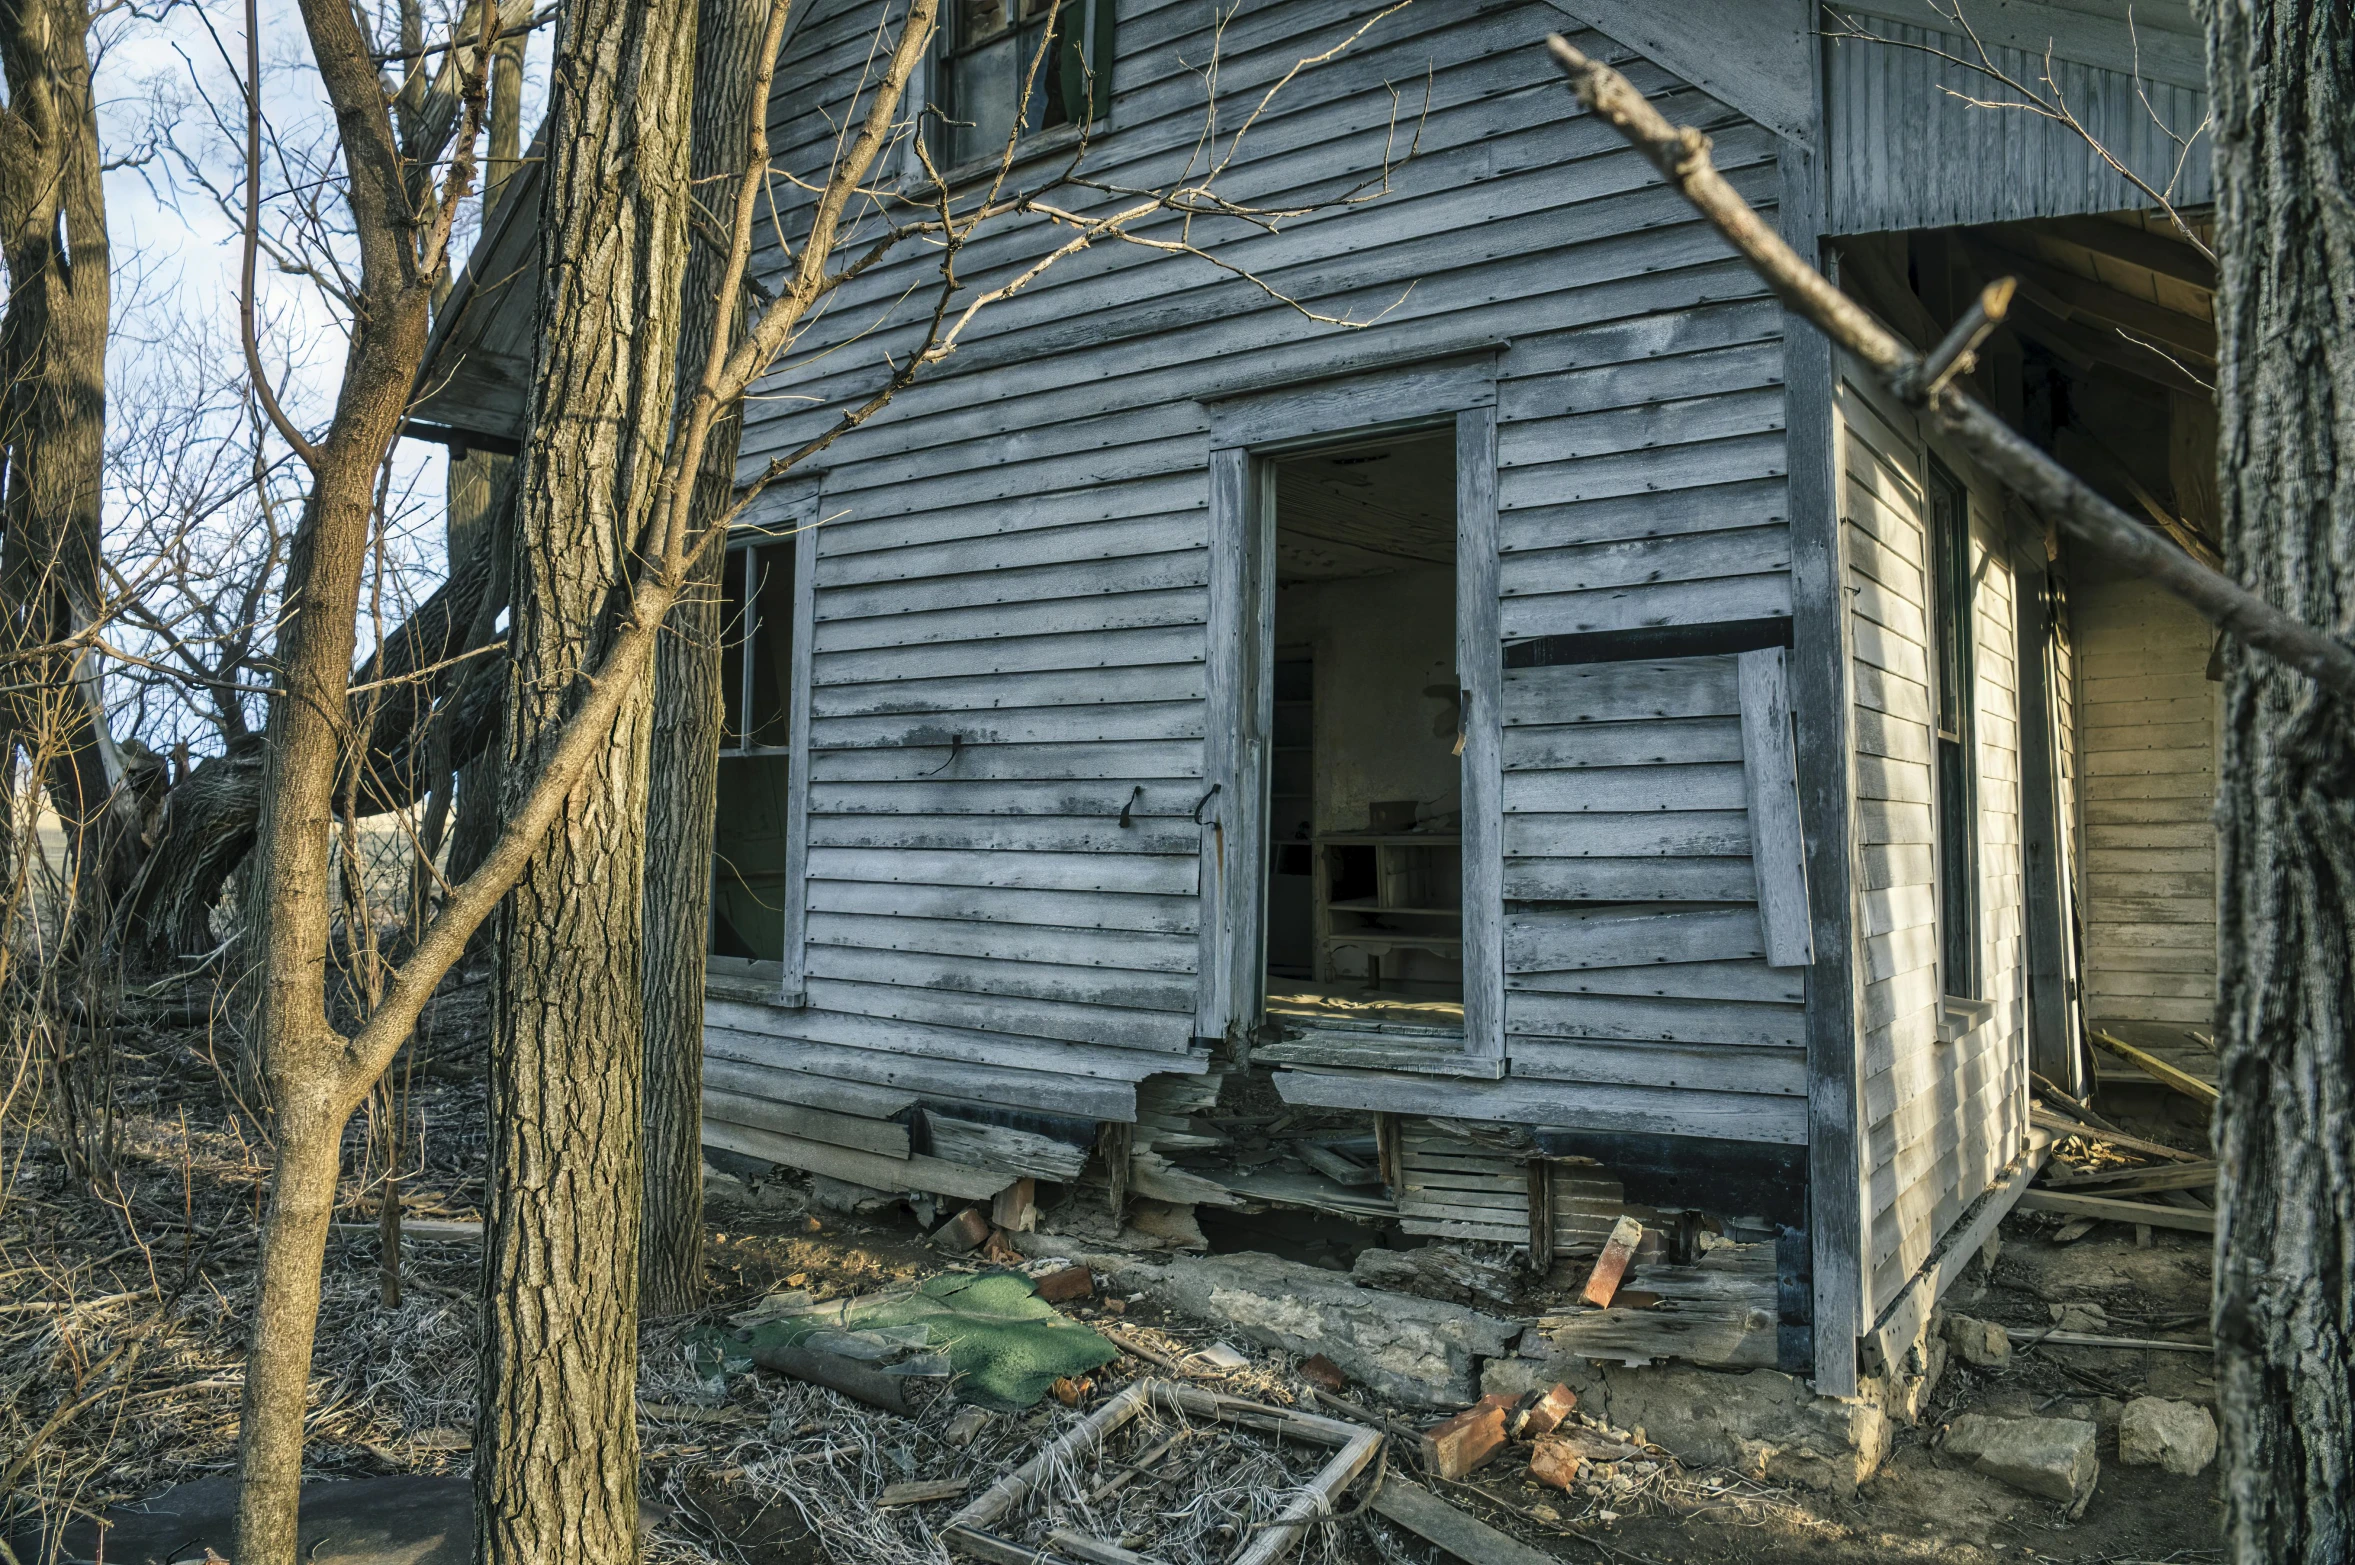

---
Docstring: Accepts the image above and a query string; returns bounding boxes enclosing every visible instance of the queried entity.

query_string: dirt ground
[0,1019,2223,1565]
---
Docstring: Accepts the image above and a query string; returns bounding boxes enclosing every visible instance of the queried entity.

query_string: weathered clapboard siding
[1822,1,2211,234]
[1498,630,1807,1131]
[1836,359,2030,1319]
[2072,564,2219,1027]
[700,0,1825,1148]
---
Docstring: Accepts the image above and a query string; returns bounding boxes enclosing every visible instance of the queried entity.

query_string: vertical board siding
[710,0,1815,1140]
[1823,9,2212,234]
[1837,363,2030,1319]
[2072,567,2219,1026]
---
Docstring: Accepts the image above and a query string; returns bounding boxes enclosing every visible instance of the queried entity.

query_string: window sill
[1938,995,1994,1042]
[906,120,1094,199]
[706,958,794,1007]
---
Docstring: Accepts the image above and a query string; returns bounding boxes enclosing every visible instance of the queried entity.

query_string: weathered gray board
[1821,0,2212,234]
[1531,1239,1779,1367]
[1836,357,2031,1323]
[683,0,1826,1158]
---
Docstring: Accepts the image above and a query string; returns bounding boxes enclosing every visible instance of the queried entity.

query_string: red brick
[1517,1382,1578,1440]
[1420,1393,1517,1480]
[931,1205,991,1254]
[1299,1354,1348,1392]
[1033,1264,1094,1303]
[1528,1434,1584,1490]
[1580,1215,1645,1307]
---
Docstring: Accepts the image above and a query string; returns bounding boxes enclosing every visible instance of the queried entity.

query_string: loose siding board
[1837,360,2030,1322]
[705,0,1815,1155]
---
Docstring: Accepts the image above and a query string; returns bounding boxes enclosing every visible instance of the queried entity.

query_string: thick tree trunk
[475,0,697,1552]
[2199,5,2355,1561]
[0,0,115,866]
[637,0,769,1320]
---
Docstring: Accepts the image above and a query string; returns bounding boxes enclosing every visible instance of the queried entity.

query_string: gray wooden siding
[1495,290,1806,1144]
[1823,2,2211,235]
[711,0,1820,1149]
[2071,564,2218,1028]
[1836,359,2029,1321]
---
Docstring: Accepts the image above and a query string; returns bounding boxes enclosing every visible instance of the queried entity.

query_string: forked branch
[1540,35,2355,701]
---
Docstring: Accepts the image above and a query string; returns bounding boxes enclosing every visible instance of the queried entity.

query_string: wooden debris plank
[1536,1241,1780,1368]
[1044,1531,1157,1565]
[2006,1327,2213,1354]
[1369,1478,1559,1565]
[2017,1189,2214,1233]
[2031,1107,2205,1163]
[2091,1029,2219,1103]
[879,1477,970,1507]
[2044,1161,2217,1193]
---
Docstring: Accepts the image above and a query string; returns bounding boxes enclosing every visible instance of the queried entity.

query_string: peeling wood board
[700,1119,1011,1203]
[1532,1241,1779,1368]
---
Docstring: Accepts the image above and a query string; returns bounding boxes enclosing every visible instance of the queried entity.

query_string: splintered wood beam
[1540,35,2355,702]
[2052,427,2225,572]
[2044,1161,2218,1194]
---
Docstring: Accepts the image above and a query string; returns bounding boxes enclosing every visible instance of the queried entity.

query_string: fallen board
[1368,1477,1559,1565]
[2091,1029,2219,1103]
[2016,1189,2215,1234]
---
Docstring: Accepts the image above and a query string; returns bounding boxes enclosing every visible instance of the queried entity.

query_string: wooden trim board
[1738,645,1813,966]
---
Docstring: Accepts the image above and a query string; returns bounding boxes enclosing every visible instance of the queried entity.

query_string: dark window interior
[712,536,797,964]
[1928,458,1980,1000]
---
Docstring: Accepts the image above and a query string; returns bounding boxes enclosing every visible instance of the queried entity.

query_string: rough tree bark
[473,0,698,1552]
[637,0,770,1320]
[2198,4,2355,1560]
[0,0,117,863]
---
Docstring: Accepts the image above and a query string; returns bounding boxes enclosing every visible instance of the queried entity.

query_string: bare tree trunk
[2200,5,2355,1560]
[637,0,767,1320]
[474,0,697,1552]
[0,0,117,871]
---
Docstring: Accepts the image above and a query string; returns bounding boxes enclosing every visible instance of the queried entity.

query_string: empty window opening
[712,533,797,967]
[1261,430,1463,1030]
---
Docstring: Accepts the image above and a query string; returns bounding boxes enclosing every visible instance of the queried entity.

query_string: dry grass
[0,1008,1816,1565]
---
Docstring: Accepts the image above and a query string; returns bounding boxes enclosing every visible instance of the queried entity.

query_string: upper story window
[1926,457,1981,1002]
[935,0,1114,170]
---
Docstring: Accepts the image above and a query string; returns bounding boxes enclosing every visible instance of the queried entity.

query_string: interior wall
[2070,558,2220,1031]
[1275,566,1460,836]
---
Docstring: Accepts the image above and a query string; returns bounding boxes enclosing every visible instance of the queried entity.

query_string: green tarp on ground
[701,1269,1121,1411]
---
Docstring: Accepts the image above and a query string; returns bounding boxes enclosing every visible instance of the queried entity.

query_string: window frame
[1926,455,1982,1006]
[927,0,1114,177]
[1199,353,1504,1070]
[706,503,818,1005]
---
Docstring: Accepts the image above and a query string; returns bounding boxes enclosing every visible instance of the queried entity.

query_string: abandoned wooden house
[410,0,2226,1399]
